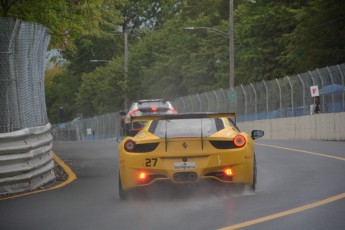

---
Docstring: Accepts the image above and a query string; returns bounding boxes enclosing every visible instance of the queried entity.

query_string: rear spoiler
[131,113,236,152]
[131,112,236,123]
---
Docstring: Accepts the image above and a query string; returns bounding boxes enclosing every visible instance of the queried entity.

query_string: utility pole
[229,0,235,88]
[124,30,128,111]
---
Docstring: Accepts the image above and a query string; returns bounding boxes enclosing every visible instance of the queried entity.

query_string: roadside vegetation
[1,0,344,123]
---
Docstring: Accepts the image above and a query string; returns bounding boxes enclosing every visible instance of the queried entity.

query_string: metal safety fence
[53,63,345,141]
[173,64,345,121]
[0,124,55,195]
[0,18,54,195]
[0,18,50,133]
[53,113,122,141]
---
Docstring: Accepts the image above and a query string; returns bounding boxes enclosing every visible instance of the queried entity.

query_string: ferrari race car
[117,113,264,199]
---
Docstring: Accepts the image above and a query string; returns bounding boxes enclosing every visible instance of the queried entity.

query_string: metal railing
[53,63,345,141]
[0,124,55,195]
[173,64,345,121]
[0,18,54,195]
[53,113,122,141]
[0,18,50,133]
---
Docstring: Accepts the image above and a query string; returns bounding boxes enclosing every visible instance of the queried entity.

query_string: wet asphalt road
[0,139,344,230]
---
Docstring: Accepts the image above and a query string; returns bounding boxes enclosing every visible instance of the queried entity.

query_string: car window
[150,118,223,138]
[137,101,170,109]
[228,118,240,131]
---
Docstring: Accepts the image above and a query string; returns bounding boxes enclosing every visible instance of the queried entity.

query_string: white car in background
[120,99,177,136]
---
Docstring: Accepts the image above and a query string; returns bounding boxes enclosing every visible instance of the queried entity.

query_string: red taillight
[129,109,142,117]
[224,168,233,176]
[151,107,158,111]
[137,171,147,181]
[233,135,246,147]
[124,140,136,152]
[167,109,177,114]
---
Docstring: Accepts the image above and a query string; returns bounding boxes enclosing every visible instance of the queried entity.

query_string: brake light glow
[233,135,246,147]
[137,171,147,181]
[129,109,142,117]
[224,168,233,176]
[167,109,177,114]
[151,107,158,111]
[124,140,136,152]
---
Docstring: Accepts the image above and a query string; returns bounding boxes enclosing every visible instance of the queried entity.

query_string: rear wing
[131,113,237,151]
[131,112,236,123]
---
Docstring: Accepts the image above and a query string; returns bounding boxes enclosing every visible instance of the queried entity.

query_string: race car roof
[137,99,168,104]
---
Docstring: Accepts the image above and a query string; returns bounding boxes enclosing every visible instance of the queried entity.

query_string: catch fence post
[327,66,335,113]
[250,83,257,120]
[240,84,247,121]
[263,80,268,119]
[298,74,306,115]
[213,90,219,112]
[337,65,345,112]
[287,76,294,117]
[276,79,282,118]
[316,68,325,113]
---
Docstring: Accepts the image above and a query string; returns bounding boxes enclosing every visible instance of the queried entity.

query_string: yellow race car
[117,113,264,199]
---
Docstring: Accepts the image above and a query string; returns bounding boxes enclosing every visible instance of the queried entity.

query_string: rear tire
[251,154,257,191]
[118,174,127,200]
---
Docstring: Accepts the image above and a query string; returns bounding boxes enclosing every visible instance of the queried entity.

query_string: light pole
[90,59,128,111]
[185,1,234,89]
[124,30,128,112]
[229,0,234,88]
[90,28,129,111]
[185,25,234,89]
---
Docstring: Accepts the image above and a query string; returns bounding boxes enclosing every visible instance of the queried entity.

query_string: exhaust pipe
[173,172,198,181]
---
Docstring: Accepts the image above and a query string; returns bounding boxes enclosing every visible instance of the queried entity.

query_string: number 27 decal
[145,158,158,167]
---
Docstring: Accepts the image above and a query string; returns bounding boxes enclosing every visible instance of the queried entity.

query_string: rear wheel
[118,174,128,200]
[251,154,257,191]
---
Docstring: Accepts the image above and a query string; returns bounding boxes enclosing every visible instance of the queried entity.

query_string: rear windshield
[149,118,224,138]
[137,101,170,109]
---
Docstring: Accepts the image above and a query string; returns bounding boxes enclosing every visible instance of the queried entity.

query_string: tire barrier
[0,123,55,196]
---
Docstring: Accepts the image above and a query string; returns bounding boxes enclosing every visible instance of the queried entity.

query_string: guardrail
[0,123,55,196]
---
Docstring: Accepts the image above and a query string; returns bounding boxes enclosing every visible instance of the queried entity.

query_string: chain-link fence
[174,64,345,122]
[53,63,345,141]
[0,19,55,196]
[0,18,50,133]
[53,113,122,141]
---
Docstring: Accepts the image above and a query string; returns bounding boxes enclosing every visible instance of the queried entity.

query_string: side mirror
[251,130,264,140]
[117,136,124,143]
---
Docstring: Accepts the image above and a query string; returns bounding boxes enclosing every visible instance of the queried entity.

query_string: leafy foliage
[234,1,298,83]
[5,0,343,121]
[76,65,125,116]
[281,0,345,74]
[1,0,122,49]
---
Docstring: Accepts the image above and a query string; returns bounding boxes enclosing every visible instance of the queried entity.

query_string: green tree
[76,65,125,116]
[281,0,345,74]
[126,1,231,100]
[38,0,345,121]
[234,0,298,83]
[1,0,122,49]
[45,67,81,123]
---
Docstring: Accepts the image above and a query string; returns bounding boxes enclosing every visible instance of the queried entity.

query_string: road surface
[0,139,344,230]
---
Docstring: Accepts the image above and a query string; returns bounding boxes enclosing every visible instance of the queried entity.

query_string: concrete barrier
[238,112,345,140]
